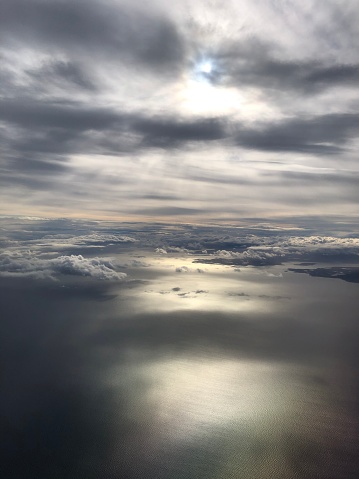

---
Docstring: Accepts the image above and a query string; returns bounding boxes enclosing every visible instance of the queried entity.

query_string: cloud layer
[1,0,358,224]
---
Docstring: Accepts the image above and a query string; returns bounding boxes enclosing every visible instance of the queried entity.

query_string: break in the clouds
[1,0,358,224]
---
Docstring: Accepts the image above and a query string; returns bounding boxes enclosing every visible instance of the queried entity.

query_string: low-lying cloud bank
[1,217,358,281]
[0,252,127,281]
[193,236,359,267]
[40,233,137,248]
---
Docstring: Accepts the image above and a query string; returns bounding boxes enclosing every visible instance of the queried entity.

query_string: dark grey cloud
[9,155,67,174]
[210,33,359,94]
[224,57,359,94]
[0,98,226,143]
[305,63,359,86]
[135,117,226,147]
[0,99,226,195]
[0,99,124,131]
[235,113,359,154]
[27,59,97,91]
[0,62,18,96]
[0,99,228,192]
[0,0,185,72]
[3,97,358,165]
[0,156,70,194]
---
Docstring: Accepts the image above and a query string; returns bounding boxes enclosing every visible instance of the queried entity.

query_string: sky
[1,0,359,225]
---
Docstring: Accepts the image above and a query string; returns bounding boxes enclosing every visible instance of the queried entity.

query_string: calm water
[1,253,359,478]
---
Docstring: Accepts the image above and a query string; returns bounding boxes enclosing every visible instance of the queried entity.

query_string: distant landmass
[288,267,359,283]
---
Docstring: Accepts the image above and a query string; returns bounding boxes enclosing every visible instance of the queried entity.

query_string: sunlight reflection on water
[106,349,358,478]
[142,357,290,438]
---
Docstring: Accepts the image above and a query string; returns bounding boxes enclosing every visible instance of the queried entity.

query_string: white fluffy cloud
[193,234,359,267]
[155,248,168,254]
[52,255,127,280]
[175,266,204,273]
[215,236,359,258]
[175,266,190,273]
[0,252,127,280]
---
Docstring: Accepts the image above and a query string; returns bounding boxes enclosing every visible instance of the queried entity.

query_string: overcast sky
[1,0,358,225]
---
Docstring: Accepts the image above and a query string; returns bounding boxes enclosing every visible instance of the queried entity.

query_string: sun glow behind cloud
[198,60,212,74]
[181,78,243,115]
[178,57,243,115]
